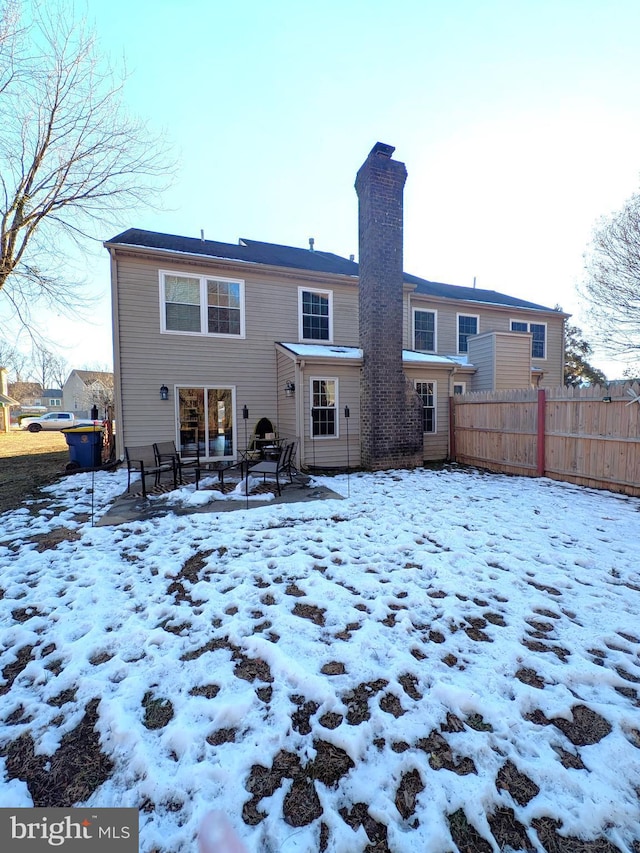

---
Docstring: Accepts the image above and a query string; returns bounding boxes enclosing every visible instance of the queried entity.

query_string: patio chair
[125,445,177,498]
[153,440,199,485]
[248,441,295,496]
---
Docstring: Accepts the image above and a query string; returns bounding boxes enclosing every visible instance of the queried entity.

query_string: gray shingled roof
[106,228,556,313]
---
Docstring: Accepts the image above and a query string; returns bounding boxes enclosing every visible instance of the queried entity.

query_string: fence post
[449,396,456,461]
[537,388,546,476]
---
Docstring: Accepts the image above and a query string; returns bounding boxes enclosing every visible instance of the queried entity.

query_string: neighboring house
[6,383,63,423]
[8,382,45,411]
[0,368,19,432]
[105,142,567,470]
[62,370,114,418]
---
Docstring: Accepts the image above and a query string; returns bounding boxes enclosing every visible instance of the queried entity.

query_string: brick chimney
[355,142,423,470]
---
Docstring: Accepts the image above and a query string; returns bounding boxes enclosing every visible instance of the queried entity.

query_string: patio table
[194,460,241,491]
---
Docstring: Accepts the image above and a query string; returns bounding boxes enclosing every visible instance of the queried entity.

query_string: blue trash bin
[62,426,104,469]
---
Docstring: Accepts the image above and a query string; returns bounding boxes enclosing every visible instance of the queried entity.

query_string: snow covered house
[105,143,566,470]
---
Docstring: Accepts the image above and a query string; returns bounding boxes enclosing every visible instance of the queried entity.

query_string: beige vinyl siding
[468,332,533,391]
[494,332,533,389]
[275,351,297,446]
[467,335,496,392]
[404,364,452,461]
[114,254,359,452]
[406,295,564,387]
[300,364,361,469]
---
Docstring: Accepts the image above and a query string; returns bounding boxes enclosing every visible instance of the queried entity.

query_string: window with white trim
[310,378,338,437]
[160,271,244,337]
[457,314,479,353]
[299,288,332,342]
[415,381,436,433]
[413,309,437,352]
[50,398,61,406]
[510,320,547,359]
[453,382,466,395]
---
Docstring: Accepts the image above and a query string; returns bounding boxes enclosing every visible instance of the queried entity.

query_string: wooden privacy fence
[451,382,640,497]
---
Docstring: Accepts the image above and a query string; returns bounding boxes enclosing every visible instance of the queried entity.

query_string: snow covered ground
[0,466,639,853]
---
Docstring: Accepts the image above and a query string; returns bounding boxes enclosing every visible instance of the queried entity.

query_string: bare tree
[582,191,640,362]
[0,339,29,379]
[29,341,67,388]
[0,0,171,331]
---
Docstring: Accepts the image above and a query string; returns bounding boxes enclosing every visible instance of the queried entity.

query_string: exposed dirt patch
[0,698,114,806]
[22,526,82,552]
[532,816,623,852]
[292,602,326,626]
[0,431,69,515]
[395,768,424,819]
[488,807,536,852]
[0,645,35,695]
[142,692,174,729]
[343,679,389,725]
[447,807,493,852]
[496,760,540,806]
[417,730,477,775]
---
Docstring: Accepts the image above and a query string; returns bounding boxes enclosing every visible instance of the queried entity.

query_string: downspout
[296,359,305,469]
[109,247,124,459]
[448,364,458,462]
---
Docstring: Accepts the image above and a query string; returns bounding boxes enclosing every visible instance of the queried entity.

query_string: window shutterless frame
[298,287,333,343]
[456,313,479,354]
[510,319,547,359]
[309,377,338,438]
[415,380,437,434]
[159,270,245,338]
[412,308,437,352]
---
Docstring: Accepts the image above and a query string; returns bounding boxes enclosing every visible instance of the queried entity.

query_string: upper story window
[457,314,479,353]
[299,287,333,342]
[510,320,547,359]
[50,398,61,407]
[160,271,245,337]
[413,309,437,352]
[311,377,338,437]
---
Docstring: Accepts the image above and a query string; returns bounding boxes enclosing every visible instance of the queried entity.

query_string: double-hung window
[415,381,436,433]
[311,378,337,438]
[510,320,547,359]
[413,309,437,352]
[299,288,332,342]
[161,271,244,337]
[457,314,479,354]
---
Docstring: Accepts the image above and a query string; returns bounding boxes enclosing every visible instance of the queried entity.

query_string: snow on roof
[279,343,473,367]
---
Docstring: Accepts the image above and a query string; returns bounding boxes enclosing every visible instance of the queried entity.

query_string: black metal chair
[125,445,176,498]
[248,441,295,496]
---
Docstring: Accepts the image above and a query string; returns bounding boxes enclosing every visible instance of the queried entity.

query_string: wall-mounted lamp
[602,395,612,403]
[285,381,295,398]
[159,384,169,401]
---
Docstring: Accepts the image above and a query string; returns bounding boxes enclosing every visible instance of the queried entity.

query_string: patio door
[176,386,235,460]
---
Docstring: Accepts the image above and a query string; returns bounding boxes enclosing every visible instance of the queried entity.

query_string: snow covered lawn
[0,466,639,853]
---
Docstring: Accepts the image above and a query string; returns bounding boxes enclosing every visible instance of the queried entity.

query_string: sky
[9,0,640,377]
[1,465,639,851]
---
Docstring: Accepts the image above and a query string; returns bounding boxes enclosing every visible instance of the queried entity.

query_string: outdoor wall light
[159,384,169,401]
[285,381,295,397]
[602,395,612,403]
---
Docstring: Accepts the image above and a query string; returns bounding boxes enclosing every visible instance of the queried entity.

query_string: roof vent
[349,254,355,262]
[309,237,315,251]
[200,229,205,242]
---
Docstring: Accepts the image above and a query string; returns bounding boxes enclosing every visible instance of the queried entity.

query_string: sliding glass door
[177,386,235,460]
